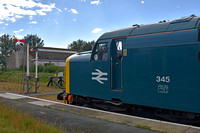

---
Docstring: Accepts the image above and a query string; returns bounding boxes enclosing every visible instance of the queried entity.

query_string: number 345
[156,76,170,83]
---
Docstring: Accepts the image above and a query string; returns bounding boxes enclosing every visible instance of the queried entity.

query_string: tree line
[0,34,94,69]
[0,34,44,69]
[67,39,95,51]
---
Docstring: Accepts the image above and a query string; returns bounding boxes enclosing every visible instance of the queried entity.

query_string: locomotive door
[91,41,111,98]
[110,39,124,91]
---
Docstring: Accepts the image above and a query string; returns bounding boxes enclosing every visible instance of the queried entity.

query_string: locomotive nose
[57,91,67,100]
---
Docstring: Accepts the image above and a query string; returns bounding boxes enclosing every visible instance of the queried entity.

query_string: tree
[68,39,86,50]
[68,39,95,51]
[83,40,95,51]
[24,34,44,47]
[190,14,197,17]
[0,34,16,69]
[182,14,197,19]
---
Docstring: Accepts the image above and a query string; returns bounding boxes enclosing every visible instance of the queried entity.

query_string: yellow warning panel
[123,49,127,56]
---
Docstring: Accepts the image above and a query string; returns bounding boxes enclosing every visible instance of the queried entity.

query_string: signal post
[14,39,31,94]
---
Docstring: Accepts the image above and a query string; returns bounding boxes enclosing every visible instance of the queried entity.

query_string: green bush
[30,64,63,73]
[0,71,3,75]
[1,64,64,74]
[43,65,59,73]
[30,65,44,73]
[0,71,22,82]
[58,67,64,73]
[17,64,26,71]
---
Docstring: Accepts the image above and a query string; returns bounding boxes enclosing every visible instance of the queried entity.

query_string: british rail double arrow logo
[92,69,108,84]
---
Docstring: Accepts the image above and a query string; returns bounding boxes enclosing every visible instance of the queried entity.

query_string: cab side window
[93,43,107,61]
[116,41,123,59]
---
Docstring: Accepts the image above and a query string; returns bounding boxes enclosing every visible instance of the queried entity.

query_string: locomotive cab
[90,38,124,90]
[87,38,126,100]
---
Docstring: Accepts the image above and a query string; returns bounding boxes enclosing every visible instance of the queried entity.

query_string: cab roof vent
[133,24,140,27]
[170,17,193,24]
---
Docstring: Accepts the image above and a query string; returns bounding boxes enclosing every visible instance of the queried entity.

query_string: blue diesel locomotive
[61,17,200,120]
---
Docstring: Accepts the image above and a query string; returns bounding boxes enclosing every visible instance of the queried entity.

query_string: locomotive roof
[98,17,200,40]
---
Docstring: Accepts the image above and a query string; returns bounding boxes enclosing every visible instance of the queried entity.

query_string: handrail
[110,57,113,89]
[121,57,123,88]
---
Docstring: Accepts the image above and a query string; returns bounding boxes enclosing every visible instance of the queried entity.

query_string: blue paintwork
[122,44,200,113]
[68,17,200,113]
[111,39,123,90]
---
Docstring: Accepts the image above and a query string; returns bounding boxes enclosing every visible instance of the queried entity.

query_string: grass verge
[0,70,63,93]
[135,124,151,130]
[0,100,66,133]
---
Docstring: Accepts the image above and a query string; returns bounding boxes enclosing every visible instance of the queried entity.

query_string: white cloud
[73,18,77,22]
[141,1,144,4]
[92,28,103,33]
[91,0,100,5]
[36,10,47,16]
[10,17,16,22]
[0,21,4,24]
[0,1,56,23]
[57,8,62,13]
[5,23,8,26]
[15,34,24,39]
[13,29,23,34]
[15,15,23,19]
[64,8,68,10]
[40,3,55,12]
[29,16,33,20]
[30,21,37,24]
[81,0,86,2]
[70,9,78,14]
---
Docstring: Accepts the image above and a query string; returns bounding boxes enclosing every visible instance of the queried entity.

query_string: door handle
[114,63,118,66]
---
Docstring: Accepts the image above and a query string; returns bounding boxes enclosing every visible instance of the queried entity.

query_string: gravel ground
[0,96,157,133]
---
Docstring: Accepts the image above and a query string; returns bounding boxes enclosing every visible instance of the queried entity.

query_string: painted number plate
[156,76,170,94]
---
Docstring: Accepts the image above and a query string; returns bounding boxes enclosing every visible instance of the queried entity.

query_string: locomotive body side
[65,17,200,114]
[123,29,200,114]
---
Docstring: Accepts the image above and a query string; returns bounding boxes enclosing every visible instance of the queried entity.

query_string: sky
[0,0,200,48]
